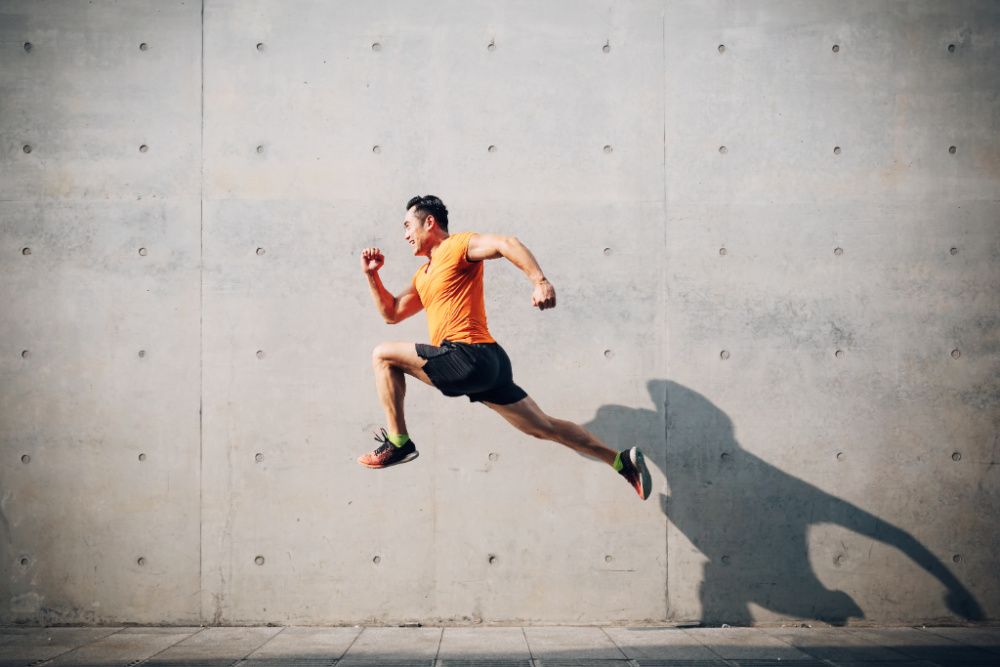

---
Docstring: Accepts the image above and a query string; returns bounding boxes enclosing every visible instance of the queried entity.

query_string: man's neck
[426,233,450,262]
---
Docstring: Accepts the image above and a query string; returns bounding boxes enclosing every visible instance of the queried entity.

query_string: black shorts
[415,340,528,405]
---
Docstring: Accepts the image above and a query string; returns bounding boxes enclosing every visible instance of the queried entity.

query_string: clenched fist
[361,247,384,275]
[532,279,556,310]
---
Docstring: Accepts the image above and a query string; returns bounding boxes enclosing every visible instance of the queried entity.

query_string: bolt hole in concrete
[603,41,610,53]
[719,247,727,255]
[255,453,264,462]
[605,555,613,563]
[720,350,730,360]
[603,144,613,153]
[139,144,148,153]
[372,145,381,154]
[256,247,265,255]
[833,145,842,155]
[488,144,497,153]
[23,41,32,52]
[603,247,612,256]
[835,349,844,358]
[832,44,840,52]
[487,39,496,51]
[20,558,28,566]
[372,556,381,565]
[836,452,845,461]
[488,555,497,565]
[137,557,146,566]
[21,454,30,464]
[721,555,731,564]
[22,247,31,255]
[256,42,265,52]
[719,145,727,154]
[949,145,957,154]
[22,144,32,153]
[21,350,29,358]
[488,452,499,461]
[833,554,845,567]
[257,350,265,359]
[138,349,146,358]
[138,247,147,256]
[834,247,844,256]
[718,44,726,53]
[720,452,730,461]
[948,43,956,52]
[952,452,962,462]
[953,554,963,563]
[138,453,146,461]
[951,349,961,359]
[604,349,614,359]
[371,42,381,52]
[950,246,959,255]
[139,42,148,51]
[256,144,264,154]
[255,556,265,565]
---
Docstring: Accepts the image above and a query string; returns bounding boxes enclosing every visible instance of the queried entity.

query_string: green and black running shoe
[618,446,652,500]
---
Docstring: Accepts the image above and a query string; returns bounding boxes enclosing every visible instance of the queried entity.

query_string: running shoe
[357,427,419,469]
[618,446,652,500]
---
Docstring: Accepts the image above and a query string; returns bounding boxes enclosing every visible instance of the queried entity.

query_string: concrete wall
[1,0,997,626]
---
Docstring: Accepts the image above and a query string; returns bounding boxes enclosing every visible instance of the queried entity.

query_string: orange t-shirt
[412,231,496,346]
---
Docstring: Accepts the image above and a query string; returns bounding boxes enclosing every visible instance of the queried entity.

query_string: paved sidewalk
[1,625,998,667]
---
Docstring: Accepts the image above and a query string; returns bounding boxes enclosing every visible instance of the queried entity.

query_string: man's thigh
[373,341,433,385]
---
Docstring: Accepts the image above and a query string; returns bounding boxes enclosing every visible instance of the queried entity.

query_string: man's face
[403,207,430,256]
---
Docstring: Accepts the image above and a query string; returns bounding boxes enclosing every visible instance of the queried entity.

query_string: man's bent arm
[366,273,422,324]
[467,233,556,309]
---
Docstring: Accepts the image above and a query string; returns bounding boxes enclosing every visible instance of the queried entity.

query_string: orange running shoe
[618,446,651,500]
[357,428,419,469]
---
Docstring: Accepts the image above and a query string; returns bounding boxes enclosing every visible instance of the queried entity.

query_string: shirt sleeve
[451,231,476,269]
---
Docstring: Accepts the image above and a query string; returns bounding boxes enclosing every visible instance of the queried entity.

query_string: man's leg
[371,341,433,435]
[482,396,616,465]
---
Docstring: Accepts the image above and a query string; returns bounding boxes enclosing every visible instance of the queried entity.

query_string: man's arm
[466,234,556,310]
[361,247,424,324]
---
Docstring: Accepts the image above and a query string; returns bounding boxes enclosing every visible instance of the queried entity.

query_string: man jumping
[357,194,651,500]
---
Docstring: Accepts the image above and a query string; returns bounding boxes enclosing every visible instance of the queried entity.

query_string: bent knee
[372,343,393,366]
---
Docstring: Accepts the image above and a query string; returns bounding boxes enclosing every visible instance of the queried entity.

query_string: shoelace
[372,427,394,454]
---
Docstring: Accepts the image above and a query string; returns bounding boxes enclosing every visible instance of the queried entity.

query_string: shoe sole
[358,450,419,469]
[630,446,652,500]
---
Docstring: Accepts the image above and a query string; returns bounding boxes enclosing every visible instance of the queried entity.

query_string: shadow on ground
[581,379,984,625]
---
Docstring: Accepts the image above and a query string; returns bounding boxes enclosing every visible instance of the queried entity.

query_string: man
[357,194,651,500]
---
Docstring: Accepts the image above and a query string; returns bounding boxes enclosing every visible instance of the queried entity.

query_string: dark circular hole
[139,42,148,51]
[832,44,840,53]
[256,247,265,256]
[21,350,29,358]
[488,145,497,153]
[138,453,146,461]
[23,42,33,52]
[949,145,957,154]
[22,247,31,255]
[952,451,962,461]
[948,44,956,53]
[139,144,148,153]
[951,349,961,359]
[371,42,381,52]
[602,43,610,53]
[950,247,958,255]
[255,555,265,565]
[720,350,730,360]
[718,44,726,54]
[719,247,727,256]
[833,146,842,155]
[21,454,30,464]
[834,247,844,256]
[256,42,265,52]
[22,144,32,154]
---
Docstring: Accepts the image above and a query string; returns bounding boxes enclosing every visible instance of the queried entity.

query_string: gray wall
[1,0,997,626]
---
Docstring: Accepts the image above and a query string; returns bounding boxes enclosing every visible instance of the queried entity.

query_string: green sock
[612,451,623,471]
[387,432,410,448]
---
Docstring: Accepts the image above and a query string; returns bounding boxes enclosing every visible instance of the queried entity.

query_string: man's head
[404,194,449,256]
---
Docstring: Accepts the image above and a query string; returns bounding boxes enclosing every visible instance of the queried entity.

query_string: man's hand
[532,279,556,310]
[361,247,385,275]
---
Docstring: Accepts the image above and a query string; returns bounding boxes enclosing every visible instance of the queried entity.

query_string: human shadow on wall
[581,379,984,625]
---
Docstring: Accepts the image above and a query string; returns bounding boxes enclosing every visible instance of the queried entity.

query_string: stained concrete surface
[0,625,999,666]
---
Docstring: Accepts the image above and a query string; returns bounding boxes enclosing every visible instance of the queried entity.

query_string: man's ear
[424,214,437,231]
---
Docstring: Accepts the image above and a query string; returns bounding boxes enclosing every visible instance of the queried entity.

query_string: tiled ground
[0,625,997,667]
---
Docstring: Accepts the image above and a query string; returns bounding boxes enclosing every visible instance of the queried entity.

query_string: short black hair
[406,194,449,232]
